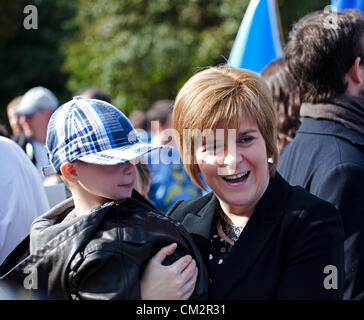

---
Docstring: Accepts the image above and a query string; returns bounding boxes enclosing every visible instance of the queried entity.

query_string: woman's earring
[268,157,273,164]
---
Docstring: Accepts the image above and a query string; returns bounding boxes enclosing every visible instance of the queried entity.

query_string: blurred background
[0,0,329,130]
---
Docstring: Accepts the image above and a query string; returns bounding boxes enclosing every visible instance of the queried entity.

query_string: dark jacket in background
[0,191,208,300]
[278,115,364,300]
[167,173,345,300]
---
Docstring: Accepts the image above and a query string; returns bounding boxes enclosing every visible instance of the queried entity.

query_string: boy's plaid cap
[43,96,166,176]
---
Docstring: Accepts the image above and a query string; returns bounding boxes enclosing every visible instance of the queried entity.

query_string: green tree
[0,0,78,129]
[64,0,330,115]
[63,0,251,114]
[1,0,330,128]
[278,0,329,43]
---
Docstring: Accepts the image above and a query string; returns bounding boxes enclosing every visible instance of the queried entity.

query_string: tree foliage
[1,0,330,127]
[0,0,78,126]
[277,0,329,43]
[64,0,330,114]
[63,0,251,114]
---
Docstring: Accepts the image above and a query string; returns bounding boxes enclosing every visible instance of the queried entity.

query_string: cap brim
[42,142,171,177]
[77,142,170,166]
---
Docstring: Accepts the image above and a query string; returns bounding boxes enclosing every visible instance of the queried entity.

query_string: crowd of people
[0,8,363,300]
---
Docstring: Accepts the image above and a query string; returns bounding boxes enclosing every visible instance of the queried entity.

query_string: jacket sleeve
[67,248,141,300]
[277,200,345,300]
[312,163,364,300]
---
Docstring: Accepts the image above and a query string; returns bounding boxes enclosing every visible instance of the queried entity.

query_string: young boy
[0,97,208,300]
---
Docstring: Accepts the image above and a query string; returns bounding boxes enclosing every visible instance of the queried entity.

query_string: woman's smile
[222,170,250,186]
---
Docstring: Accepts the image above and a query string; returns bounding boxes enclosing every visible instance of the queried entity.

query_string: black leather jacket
[0,191,208,300]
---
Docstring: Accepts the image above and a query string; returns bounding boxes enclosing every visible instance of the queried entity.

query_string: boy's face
[75,161,136,202]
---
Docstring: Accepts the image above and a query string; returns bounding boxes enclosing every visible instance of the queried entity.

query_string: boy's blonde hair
[172,66,279,190]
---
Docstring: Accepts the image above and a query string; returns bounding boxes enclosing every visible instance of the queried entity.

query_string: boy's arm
[68,243,197,300]
[68,249,141,300]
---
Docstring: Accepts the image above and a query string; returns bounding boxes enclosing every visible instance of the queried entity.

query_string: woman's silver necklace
[219,212,245,242]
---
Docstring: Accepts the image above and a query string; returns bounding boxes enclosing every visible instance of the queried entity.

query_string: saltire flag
[331,0,364,11]
[228,0,283,74]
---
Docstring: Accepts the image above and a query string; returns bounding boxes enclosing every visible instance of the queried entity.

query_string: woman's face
[195,117,270,216]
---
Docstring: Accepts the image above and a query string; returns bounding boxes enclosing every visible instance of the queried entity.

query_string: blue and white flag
[228,0,283,74]
[331,0,364,11]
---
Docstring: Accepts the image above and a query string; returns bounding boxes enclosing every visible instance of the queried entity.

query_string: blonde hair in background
[172,65,279,190]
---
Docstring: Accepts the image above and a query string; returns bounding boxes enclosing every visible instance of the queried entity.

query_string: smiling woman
[167,65,346,300]
[194,117,270,223]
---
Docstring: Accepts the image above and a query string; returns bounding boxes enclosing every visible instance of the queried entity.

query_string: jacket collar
[180,173,290,299]
[298,117,364,146]
[178,193,216,267]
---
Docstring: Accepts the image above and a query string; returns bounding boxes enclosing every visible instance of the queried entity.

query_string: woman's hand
[140,243,198,300]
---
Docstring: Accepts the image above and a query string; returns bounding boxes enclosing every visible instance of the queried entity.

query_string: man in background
[6,96,23,139]
[76,86,111,103]
[14,86,58,181]
[146,99,204,212]
[278,9,364,299]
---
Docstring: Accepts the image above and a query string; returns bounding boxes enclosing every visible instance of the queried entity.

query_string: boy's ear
[60,162,78,183]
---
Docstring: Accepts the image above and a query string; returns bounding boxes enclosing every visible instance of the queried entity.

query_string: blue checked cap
[44,96,166,175]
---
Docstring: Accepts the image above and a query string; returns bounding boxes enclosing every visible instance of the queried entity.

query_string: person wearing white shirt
[0,137,50,264]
